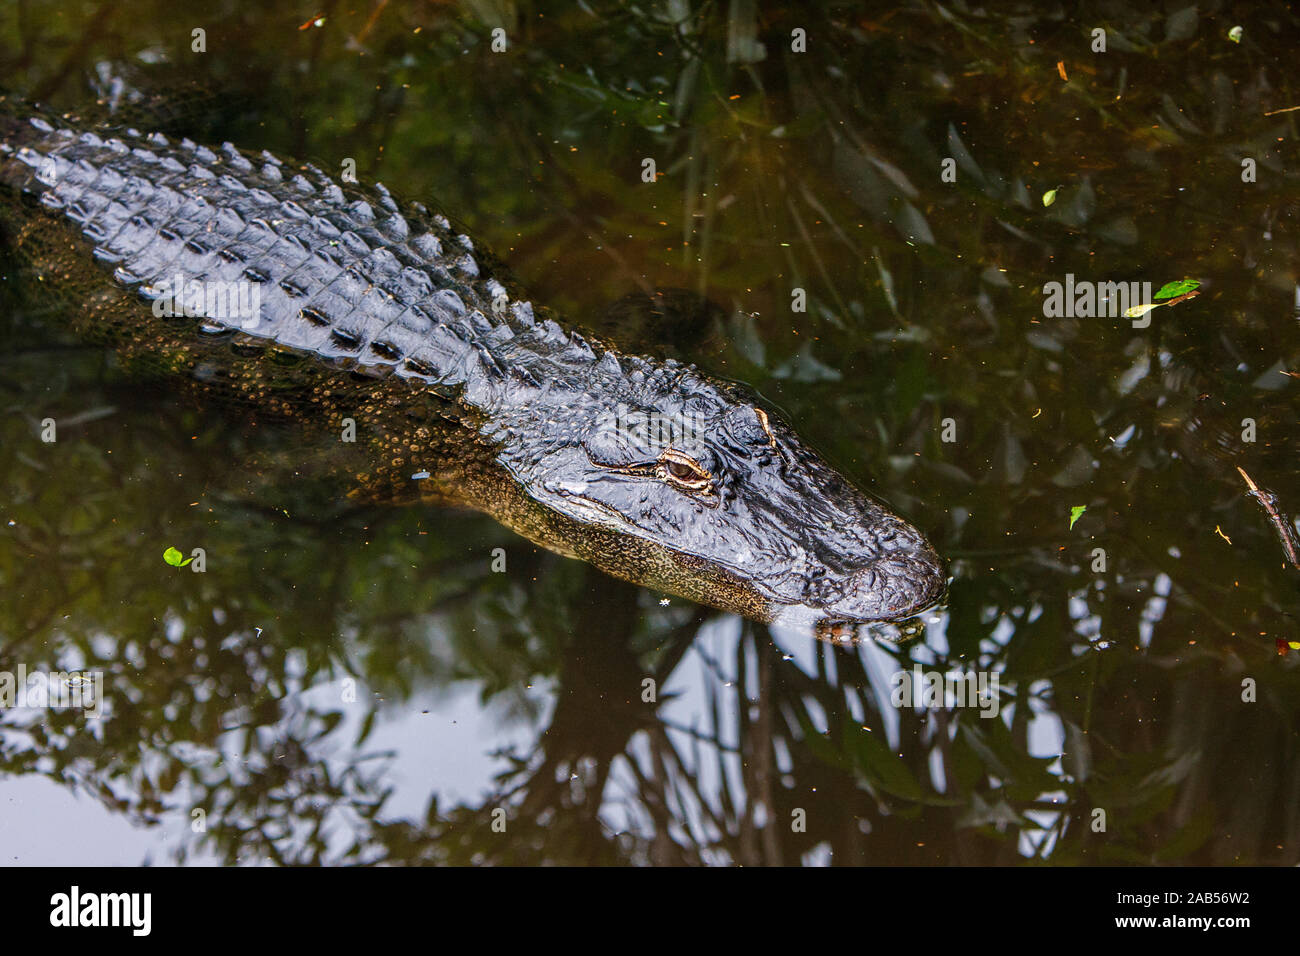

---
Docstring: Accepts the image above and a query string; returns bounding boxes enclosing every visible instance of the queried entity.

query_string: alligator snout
[829,549,948,622]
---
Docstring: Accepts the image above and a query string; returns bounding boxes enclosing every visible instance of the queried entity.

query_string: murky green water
[0,1,1296,865]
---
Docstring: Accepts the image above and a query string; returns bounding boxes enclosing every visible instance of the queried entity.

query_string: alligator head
[483,353,947,627]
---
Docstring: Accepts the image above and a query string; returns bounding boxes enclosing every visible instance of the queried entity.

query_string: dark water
[0,1,1296,865]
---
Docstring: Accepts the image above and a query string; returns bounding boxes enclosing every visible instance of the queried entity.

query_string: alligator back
[0,96,564,407]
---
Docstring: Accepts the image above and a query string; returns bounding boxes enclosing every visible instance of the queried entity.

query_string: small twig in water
[1236,466,1300,570]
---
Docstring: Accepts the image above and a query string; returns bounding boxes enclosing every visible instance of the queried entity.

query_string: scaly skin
[0,98,946,627]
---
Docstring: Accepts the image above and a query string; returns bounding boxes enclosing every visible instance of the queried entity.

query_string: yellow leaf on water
[1124,302,1163,319]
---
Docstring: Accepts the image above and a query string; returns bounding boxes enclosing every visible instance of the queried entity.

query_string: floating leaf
[1069,505,1087,529]
[1154,278,1200,299]
[1227,26,1243,43]
[1124,301,1164,319]
[1041,188,1058,207]
[163,546,193,567]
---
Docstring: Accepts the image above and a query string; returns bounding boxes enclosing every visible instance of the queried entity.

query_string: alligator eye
[658,448,712,491]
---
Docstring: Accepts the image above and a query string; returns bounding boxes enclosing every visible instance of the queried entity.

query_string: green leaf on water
[1069,505,1087,529]
[1154,278,1200,299]
[1227,26,1243,43]
[163,546,193,567]
[1041,189,1058,207]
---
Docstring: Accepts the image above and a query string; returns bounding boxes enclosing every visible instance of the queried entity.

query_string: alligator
[0,96,946,629]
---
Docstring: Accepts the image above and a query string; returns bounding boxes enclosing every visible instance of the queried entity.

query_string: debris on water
[1154,279,1200,299]
[1124,279,1202,319]
[1237,466,1300,570]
